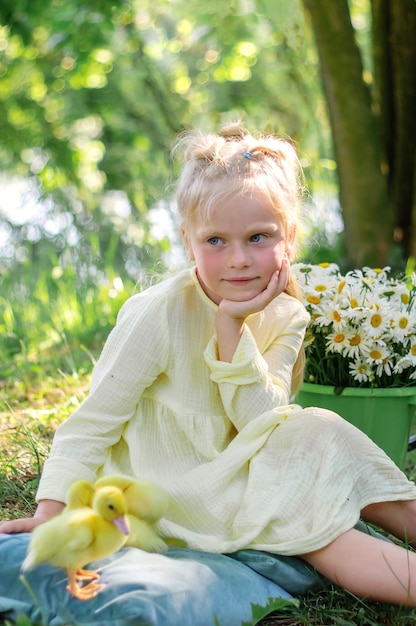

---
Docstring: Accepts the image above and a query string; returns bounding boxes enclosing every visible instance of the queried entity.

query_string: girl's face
[182,193,291,305]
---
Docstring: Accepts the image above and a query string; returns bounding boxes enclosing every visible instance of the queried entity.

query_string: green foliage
[1,274,416,623]
[242,597,299,625]
[258,584,416,625]
[0,0,335,289]
[0,4,415,624]
[0,256,137,382]
[1,616,40,626]
[0,370,85,521]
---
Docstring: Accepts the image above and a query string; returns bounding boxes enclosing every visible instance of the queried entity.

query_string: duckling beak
[113,515,129,535]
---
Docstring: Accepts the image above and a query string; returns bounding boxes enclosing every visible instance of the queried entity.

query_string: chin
[227,291,263,302]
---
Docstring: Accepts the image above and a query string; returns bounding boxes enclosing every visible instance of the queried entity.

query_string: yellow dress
[38,268,416,555]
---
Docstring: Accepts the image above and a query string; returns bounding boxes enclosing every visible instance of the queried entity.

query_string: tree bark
[388,0,416,255]
[302,0,393,267]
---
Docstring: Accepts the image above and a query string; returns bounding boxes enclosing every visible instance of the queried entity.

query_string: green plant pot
[295,383,416,469]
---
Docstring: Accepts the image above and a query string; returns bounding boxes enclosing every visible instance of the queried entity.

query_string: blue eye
[251,234,266,243]
[207,236,222,246]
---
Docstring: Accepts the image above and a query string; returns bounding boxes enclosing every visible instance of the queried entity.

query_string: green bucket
[295,383,416,469]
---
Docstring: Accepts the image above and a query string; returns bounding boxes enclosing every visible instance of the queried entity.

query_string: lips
[224,277,257,285]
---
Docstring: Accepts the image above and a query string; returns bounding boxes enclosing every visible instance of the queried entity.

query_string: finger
[276,259,290,291]
[267,268,286,297]
[0,518,36,534]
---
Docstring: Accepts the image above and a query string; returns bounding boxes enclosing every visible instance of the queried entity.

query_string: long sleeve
[37,291,170,501]
[204,295,309,431]
[28,270,416,559]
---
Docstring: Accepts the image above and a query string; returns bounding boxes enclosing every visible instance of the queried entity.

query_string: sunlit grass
[260,586,416,625]
[2,371,416,625]
[2,266,416,625]
[0,264,134,381]
[0,371,90,520]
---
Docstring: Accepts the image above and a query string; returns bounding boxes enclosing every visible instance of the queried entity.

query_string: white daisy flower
[349,359,373,383]
[342,330,371,360]
[375,359,393,378]
[362,266,392,281]
[313,302,346,330]
[361,302,391,339]
[293,262,416,387]
[325,330,350,354]
[394,341,416,373]
[365,343,391,367]
[389,310,416,342]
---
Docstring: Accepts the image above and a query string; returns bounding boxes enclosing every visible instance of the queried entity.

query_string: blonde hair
[173,121,305,394]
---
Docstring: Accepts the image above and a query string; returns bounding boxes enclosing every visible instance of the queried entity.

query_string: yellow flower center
[315,284,327,292]
[334,333,345,343]
[350,298,359,308]
[358,364,367,374]
[319,262,330,268]
[333,310,341,322]
[370,314,382,328]
[337,280,346,294]
[373,268,383,274]
[398,317,408,329]
[369,349,382,360]
[411,345,416,357]
[307,295,320,305]
[349,334,361,346]
[401,293,410,305]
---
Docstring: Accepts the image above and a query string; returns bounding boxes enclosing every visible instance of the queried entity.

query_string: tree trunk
[302,0,393,267]
[388,0,416,257]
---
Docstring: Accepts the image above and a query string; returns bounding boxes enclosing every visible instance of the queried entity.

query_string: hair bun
[218,120,248,141]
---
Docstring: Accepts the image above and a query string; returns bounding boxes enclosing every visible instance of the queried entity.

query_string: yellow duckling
[94,474,172,552]
[21,481,130,600]
[65,479,95,510]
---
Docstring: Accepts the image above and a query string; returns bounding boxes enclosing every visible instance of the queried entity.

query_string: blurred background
[1,0,415,380]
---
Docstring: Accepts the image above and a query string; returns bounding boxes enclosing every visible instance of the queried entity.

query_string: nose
[227,244,252,268]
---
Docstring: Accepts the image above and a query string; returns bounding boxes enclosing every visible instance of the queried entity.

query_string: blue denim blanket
[0,533,325,626]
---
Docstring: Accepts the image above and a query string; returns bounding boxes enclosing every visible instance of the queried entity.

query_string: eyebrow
[198,222,280,236]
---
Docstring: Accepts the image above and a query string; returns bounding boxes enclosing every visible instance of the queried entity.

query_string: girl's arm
[206,263,309,430]
[0,499,65,534]
[35,293,170,503]
[215,267,288,362]
[206,305,308,431]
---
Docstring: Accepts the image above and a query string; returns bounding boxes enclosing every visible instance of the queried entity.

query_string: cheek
[198,250,217,270]
[195,249,222,278]
[261,247,284,270]
[273,243,287,267]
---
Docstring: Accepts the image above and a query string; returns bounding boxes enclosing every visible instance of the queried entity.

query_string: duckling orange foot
[67,580,104,600]
[67,568,104,600]
[75,567,101,582]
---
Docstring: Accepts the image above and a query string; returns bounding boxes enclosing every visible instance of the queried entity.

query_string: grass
[0,371,91,520]
[2,368,416,625]
[2,270,416,625]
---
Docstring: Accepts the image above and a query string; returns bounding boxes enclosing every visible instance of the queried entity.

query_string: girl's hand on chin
[218,258,291,320]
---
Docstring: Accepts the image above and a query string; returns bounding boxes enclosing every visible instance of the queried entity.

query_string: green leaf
[242,596,299,626]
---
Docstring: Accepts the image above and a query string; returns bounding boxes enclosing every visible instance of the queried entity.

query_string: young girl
[2,122,416,610]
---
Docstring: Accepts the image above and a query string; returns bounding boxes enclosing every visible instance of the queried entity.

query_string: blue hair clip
[243,151,252,159]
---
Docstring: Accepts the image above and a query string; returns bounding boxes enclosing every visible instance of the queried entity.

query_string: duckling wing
[65,513,96,552]
[22,521,58,570]
[66,480,95,510]
[125,481,170,522]
[124,515,168,553]
[21,510,94,571]
[95,475,170,522]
